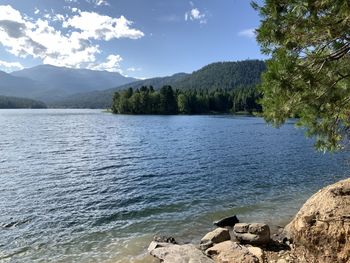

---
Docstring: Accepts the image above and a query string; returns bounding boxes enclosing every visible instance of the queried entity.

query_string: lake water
[0,109,349,263]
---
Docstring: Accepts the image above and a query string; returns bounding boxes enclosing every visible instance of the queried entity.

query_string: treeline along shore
[0,95,47,109]
[111,85,261,115]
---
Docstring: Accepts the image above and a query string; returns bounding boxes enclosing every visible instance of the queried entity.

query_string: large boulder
[233,223,270,245]
[287,178,350,262]
[205,240,260,263]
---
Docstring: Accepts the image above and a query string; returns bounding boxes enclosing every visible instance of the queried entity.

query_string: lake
[0,109,349,263]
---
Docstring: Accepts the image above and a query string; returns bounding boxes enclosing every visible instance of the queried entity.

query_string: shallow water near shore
[0,109,349,263]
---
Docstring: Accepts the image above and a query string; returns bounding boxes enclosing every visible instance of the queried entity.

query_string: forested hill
[175,60,266,90]
[52,60,266,108]
[0,95,47,109]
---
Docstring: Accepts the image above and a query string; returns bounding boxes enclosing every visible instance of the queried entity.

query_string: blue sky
[0,0,265,78]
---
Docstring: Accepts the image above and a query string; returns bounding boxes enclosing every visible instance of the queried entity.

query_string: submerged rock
[0,219,29,228]
[233,223,270,245]
[153,235,177,244]
[287,178,350,262]
[214,215,239,227]
[1,222,16,228]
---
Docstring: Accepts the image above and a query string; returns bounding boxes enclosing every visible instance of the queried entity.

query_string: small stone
[200,228,230,244]
[277,259,288,263]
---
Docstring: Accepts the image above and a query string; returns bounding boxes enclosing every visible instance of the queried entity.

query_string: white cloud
[127,67,141,72]
[53,14,66,22]
[0,59,24,72]
[63,11,144,40]
[0,5,144,70]
[238,28,256,39]
[43,13,52,19]
[185,7,207,24]
[0,5,24,22]
[93,0,110,6]
[71,7,80,13]
[87,54,123,72]
[65,0,110,7]
[34,8,40,15]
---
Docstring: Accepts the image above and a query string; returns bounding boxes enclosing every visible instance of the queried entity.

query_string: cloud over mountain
[0,5,144,71]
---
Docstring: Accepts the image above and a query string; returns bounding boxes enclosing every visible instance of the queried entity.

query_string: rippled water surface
[0,109,349,263]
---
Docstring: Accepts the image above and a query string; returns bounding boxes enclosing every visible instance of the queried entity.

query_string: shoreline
[147,178,350,263]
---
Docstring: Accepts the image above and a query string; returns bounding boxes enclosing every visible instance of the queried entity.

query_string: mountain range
[0,65,137,103]
[0,60,266,109]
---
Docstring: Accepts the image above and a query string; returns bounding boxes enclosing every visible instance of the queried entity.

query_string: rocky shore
[148,178,350,263]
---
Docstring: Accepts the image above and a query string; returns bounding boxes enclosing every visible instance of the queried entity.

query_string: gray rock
[149,243,214,263]
[233,223,270,245]
[200,228,230,245]
[234,233,267,245]
[234,223,250,233]
[248,223,270,236]
[214,215,239,227]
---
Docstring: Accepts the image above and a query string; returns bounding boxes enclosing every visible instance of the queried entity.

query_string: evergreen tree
[159,86,178,114]
[177,93,190,114]
[112,85,261,115]
[254,0,350,151]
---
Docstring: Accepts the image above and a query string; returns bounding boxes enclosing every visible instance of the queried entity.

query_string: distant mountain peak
[6,65,138,102]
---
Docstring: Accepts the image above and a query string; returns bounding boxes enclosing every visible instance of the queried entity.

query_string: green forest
[110,60,265,115]
[0,95,47,109]
[112,85,261,115]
